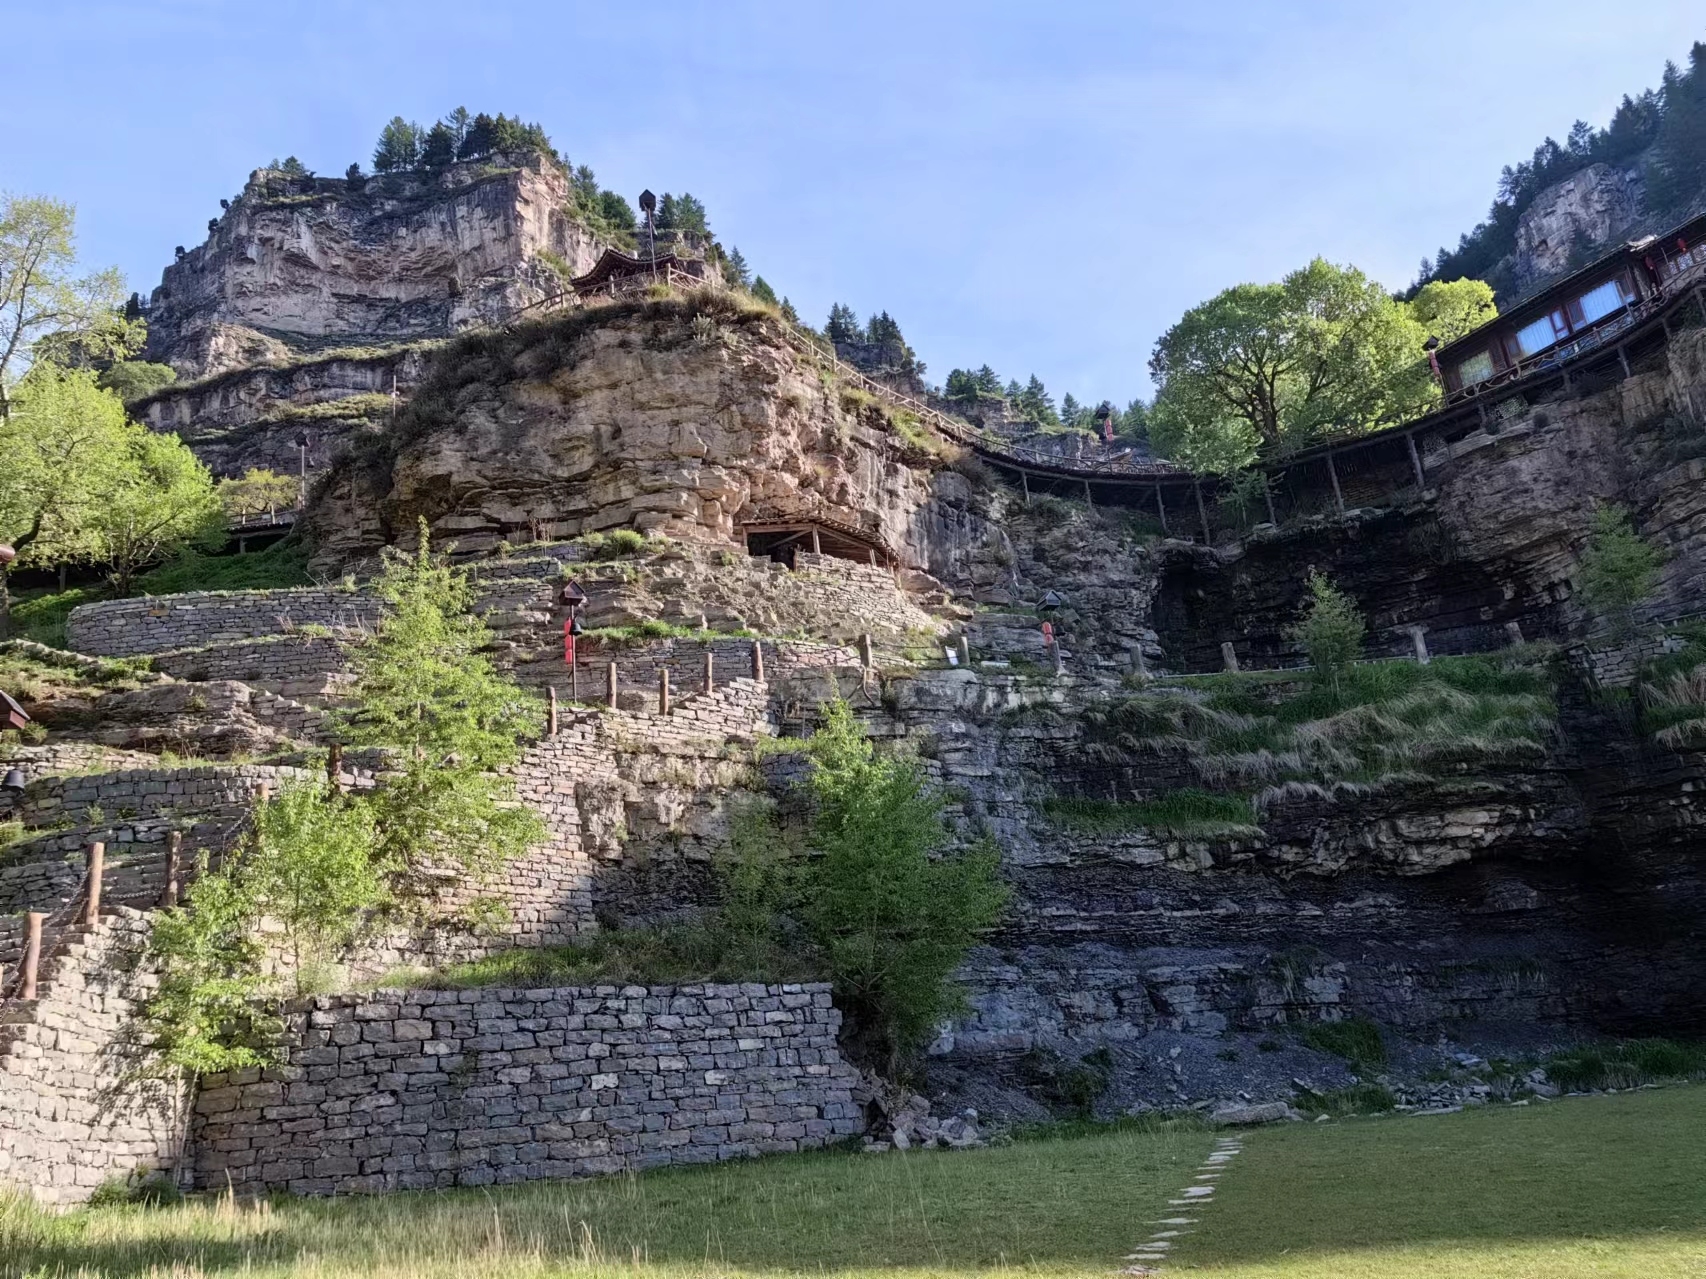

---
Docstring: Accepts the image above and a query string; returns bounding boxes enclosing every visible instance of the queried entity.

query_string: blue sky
[7,2,1703,404]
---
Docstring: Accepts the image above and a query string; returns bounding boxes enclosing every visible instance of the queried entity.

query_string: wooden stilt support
[1617,345,1632,379]
[1326,451,1344,513]
[751,640,765,682]
[1021,471,1030,505]
[1263,472,1277,525]
[162,831,183,908]
[1083,479,1093,507]
[21,912,43,1000]
[547,687,559,736]
[1193,479,1211,543]
[83,842,104,927]
[1155,485,1169,533]
[958,633,971,667]
[810,527,821,555]
[1405,432,1425,489]
[607,661,619,710]
[658,668,671,716]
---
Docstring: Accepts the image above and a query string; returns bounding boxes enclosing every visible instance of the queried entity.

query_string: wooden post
[547,686,559,736]
[1220,641,1240,673]
[1155,485,1169,533]
[703,650,715,694]
[162,831,182,908]
[1193,480,1211,543]
[326,742,344,795]
[1326,451,1345,513]
[810,527,822,556]
[958,633,971,667]
[1406,433,1425,489]
[751,640,765,682]
[658,668,671,716]
[84,841,104,926]
[1408,626,1431,665]
[1617,345,1632,379]
[1021,471,1030,506]
[868,547,877,566]
[1083,479,1093,508]
[606,661,619,710]
[858,633,874,669]
[21,912,43,1000]
[1262,473,1277,525]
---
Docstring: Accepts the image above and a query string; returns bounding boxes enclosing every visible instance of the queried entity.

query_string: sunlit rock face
[145,154,603,378]
[1511,162,1645,296]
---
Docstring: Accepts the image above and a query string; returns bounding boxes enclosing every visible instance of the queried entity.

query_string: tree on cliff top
[1649,43,1706,214]
[373,117,422,172]
[1409,277,1498,345]
[1148,258,1433,471]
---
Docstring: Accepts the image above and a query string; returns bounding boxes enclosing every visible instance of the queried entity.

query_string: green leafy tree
[944,368,980,403]
[0,364,130,631]
[217,467,300,520]
[250,780,385,989]
[598,189,637,233]
[750,275,779,306]
[1408,277,1497,345]
[1119,397,1150,442]
[1577,503,1664,637]
[1288,570,1365,694]
[373,117,423,173]
[145,849,273,1074]
[1149,258,1433,471]
[337,521,545,883]
[85,427,223,596]
[97,359,177,403]
[799,700,1009,1069]
[0,195,127,417]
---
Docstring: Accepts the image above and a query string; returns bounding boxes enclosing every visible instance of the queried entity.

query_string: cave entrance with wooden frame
[742,519,895,571]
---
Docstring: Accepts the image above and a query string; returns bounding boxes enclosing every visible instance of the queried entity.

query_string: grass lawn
[1174,1084,1706,1278]
[0,1123,1210,1278]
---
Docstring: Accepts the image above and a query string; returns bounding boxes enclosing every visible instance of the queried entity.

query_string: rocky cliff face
[1511,162,1646,296]
[305,294,964,569]
[144,155,605,379]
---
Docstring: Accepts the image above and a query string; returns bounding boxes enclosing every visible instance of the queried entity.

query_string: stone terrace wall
[0,909,191,1207]
[485,678,775,946]
[67,589,381,659]
[150,634,349,688]
[191,982,860,1196]
[513,636,858,702]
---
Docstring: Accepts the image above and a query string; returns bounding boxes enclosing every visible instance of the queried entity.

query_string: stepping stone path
[1121,1135,1243,1274]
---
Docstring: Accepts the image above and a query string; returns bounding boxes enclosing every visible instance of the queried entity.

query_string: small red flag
[563,619,576,667]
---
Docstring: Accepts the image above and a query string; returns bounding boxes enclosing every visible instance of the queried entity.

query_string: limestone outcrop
[305,296,963,569]
[1511,162,1645,296]
[144,155,605,378]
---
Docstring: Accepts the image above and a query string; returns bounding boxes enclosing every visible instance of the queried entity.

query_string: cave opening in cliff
[743,520,893,570]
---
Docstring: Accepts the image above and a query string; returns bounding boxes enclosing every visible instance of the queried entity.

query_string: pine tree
[750,275,779,306]
[975,365,1002,394]
[724,245,750,288]
[444,106,471,150]
[825,303,862,344]
[458,113,496,160]
[373,117,422,173]
[419,122,457,170]
[779,296,801,324]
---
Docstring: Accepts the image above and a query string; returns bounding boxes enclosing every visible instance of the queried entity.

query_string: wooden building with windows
[570,249,713,298]
[1437,211,1706,402]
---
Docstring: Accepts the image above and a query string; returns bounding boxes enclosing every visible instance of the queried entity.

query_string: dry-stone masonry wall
[0,909,191,1207]
[67,589,381,659]
[486,678,775,945]
[191,982,860,1196]
[150,634,350,689]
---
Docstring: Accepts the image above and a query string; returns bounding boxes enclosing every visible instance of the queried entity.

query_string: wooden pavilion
[570,249,712,298]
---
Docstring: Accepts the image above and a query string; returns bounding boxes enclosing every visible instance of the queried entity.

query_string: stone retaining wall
[18,764,309,830]
[150,634,350,687]
[67,590,381,659]
[0,909,191,1207]
[191,982,861,1196]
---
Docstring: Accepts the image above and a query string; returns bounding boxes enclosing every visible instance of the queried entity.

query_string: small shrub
[1576,503,1663,638]
[1287,570,1364,693]
[1543,1038,1706,1091]
[1298,1016,1387,1070]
